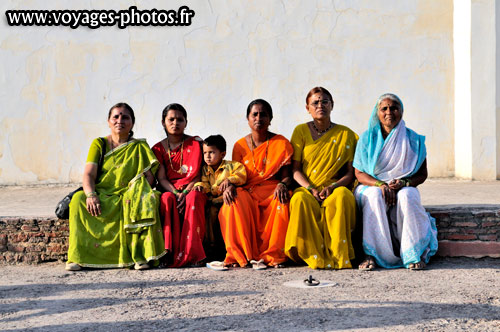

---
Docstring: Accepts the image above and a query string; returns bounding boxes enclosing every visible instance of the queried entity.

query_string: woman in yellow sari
[219,99,293,269]
[285,87,358,269]
[66,103,166,271]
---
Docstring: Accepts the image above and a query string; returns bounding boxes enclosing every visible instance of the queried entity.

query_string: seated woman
[285,87,358,269]
[152,103,207,267]
[353,93,438,270]
[219,99,293,269]
[66,102,166,271]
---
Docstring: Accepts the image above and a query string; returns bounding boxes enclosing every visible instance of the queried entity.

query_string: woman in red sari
[152,103,207,267]
[219,99,293,269]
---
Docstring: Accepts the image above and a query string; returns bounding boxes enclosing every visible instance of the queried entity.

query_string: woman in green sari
[66,103,166,271]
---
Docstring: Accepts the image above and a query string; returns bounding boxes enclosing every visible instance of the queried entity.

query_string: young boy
[193,135,247,261]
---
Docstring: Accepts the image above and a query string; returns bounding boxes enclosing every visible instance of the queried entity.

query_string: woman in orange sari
[219,99,293,269]
[152,103,207,267]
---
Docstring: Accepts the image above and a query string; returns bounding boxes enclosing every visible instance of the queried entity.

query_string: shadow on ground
[2,301,499,331]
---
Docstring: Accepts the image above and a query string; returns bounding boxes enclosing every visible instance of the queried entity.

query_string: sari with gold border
[285,123,358,269]
[219,134,293,267]
[68,138,166,268]
[152,136,207,267]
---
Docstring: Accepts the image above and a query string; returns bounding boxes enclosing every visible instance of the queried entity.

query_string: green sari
[68,138,166,268]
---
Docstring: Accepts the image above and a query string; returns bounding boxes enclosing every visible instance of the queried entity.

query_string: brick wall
[0,206,499,264]
[0,217,68,264]
[427,206,500,258]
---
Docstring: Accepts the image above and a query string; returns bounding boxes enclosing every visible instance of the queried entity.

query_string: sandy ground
[1,180,499,331]
[0,257,499,332]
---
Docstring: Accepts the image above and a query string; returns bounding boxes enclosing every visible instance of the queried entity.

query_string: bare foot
[358,256,376,271]
[409,261,426,270]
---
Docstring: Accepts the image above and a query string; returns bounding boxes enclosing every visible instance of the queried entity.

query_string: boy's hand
[193,185,203,192]
[218,179,232,193]
[222,184,236,205]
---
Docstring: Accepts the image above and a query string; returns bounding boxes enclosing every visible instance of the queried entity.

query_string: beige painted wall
[0,0,455,185]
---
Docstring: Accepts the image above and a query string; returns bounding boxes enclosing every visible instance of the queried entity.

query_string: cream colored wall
[0,0,455,185]
[454,0,500,180]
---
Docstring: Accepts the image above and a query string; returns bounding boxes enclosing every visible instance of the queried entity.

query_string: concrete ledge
[0,205,499,264]
[437,240,500,258]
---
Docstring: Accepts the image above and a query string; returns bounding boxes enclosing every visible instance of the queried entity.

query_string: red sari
[152,136,207,267]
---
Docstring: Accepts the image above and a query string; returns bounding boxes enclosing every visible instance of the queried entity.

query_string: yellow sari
[285,123,358,269]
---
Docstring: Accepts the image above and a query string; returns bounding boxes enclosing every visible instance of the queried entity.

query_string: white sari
[353,96,438,268]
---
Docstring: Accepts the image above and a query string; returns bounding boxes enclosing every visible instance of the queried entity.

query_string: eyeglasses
[309,100,331,107]
[380,106,399,112]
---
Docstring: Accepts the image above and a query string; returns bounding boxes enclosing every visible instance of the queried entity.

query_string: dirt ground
[0,257,499,332]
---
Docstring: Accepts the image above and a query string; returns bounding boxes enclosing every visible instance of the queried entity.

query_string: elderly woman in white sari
[353,93,437,270]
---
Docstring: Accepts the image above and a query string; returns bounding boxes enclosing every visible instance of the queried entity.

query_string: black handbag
[55,138,106,219]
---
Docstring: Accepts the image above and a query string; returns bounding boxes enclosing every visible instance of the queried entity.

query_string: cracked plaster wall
[0,0,454,185]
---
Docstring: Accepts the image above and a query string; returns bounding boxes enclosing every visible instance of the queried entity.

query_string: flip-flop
[206,261,229,271]
[250,259,267,270]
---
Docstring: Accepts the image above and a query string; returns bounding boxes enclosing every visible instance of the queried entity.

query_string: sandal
[134,262,150,270]
[250,259,267,270]
[358,256,376,271]
[206,261,229,271]
[65,262,81,271]
[409,261,426,270]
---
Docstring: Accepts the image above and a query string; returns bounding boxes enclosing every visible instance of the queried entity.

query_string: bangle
[306,185,314,191]
[278,182,287,189]
[404,179,411,187]
[85,191,97,198]
[182,189,189,194]
[374,180,386,187]
[330,182,337,189]
[173,189,180,194]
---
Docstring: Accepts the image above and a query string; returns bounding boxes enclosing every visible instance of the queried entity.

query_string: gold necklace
[166,136,185,174]
[250,134,269,176]
[312,121,333,135]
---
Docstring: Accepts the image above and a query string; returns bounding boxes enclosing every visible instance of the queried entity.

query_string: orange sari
[218,134,293,267]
